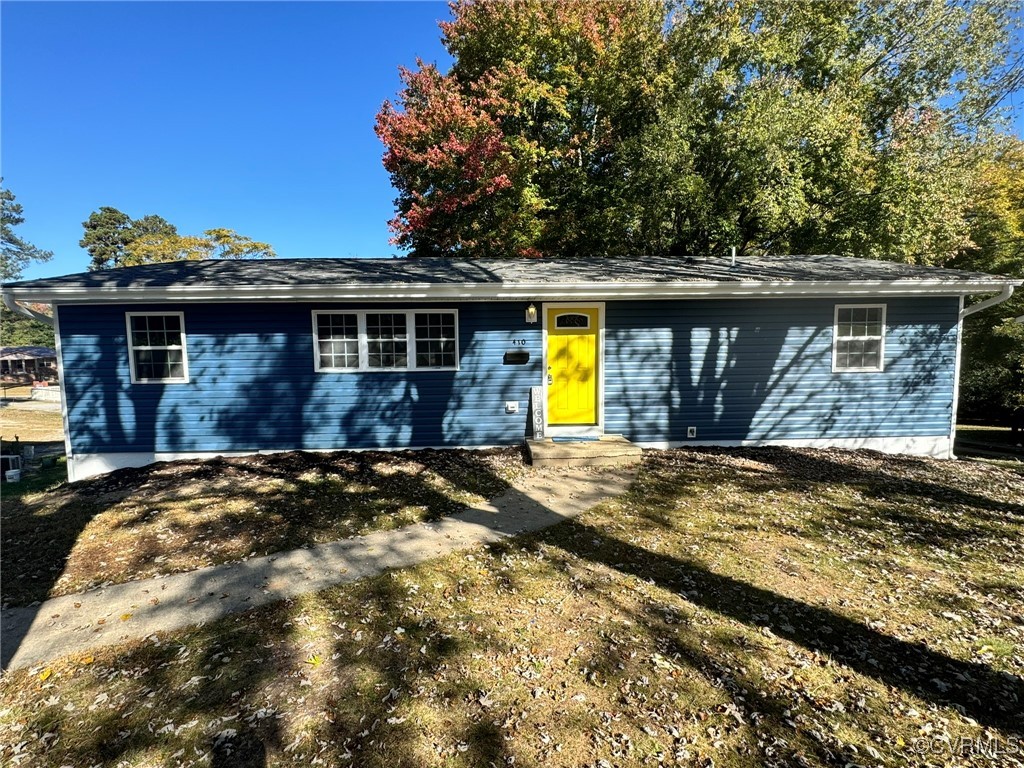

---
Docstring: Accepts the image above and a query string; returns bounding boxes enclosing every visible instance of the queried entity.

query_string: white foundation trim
[68,434,955,482]
[633,435,954,459]
[66,444,507,482]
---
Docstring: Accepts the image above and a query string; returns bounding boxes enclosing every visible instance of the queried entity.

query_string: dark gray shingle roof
[1,254,1014,291]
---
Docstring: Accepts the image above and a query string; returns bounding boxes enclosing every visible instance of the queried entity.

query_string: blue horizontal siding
[57,296,958,455]
[604,297,957,442]
[59,302,542,453]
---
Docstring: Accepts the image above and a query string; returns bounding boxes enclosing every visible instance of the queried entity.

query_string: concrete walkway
[1,465,636,671]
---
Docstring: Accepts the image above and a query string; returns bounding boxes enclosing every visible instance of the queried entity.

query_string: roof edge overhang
[2,278,1020,304]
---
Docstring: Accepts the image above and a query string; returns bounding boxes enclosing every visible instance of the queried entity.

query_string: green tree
[377,0,1021,262]
[654,0,1017,263]
[81,208,178,270]
[1,183,53,282]
[80,207,142,271]
[1,183,55,347]
[123,228,275,265]
[951,137,1024,426]
[82,209,274,269]
[0,304,55,348]
[377,0,668,257]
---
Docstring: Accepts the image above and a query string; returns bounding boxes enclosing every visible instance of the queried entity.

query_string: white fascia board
[3,278,1021,304]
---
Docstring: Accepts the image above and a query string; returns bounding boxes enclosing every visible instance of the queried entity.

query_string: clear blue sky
[2,0,453,279]
[2,1,1022,281]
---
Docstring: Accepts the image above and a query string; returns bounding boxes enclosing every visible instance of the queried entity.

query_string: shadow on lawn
[117,447,518,534]
[540,517,1023,733]
[753,448,1024,520]
[534,446,1024,733]
[0,459,99,669]
[216,574,510,767]
[632,447,1024,555]
[6,446,1023,766]
[31,563,510,767]
[1,448,518,672]
[2,448,516,606]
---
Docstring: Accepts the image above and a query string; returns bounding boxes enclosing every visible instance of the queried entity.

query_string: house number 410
[511,338,528,346]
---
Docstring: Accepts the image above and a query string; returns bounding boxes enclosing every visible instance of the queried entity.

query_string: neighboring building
[0,346,58,381]
[1,255,1019,482]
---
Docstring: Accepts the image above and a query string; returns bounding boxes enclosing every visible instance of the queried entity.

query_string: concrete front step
[526,435,643,467]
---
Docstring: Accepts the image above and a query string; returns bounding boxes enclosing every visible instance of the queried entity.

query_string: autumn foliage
[377,62,542,258]
[377,0,1021,263]
[376,0,666,258]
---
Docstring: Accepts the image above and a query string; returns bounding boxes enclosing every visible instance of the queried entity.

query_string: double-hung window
[313,310,458,372]
[315,312,360,370]
[366,313,409,368]
[126,312,189,383]
[833,304,886,372]
[414,313,457,368]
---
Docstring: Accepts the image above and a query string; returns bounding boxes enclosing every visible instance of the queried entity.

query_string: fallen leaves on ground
[0,447,1021,768]
[1,447,527,607]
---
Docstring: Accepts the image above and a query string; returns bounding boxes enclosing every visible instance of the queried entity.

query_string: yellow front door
[546,306,599,425]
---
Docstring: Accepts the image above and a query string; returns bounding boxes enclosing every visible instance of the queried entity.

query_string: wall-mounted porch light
[525,303,538,324]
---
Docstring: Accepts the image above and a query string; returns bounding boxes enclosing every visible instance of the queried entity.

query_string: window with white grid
[315,312,360,370]
[126,312,189,383]
[833,304,886,372]
[313,310,458,372]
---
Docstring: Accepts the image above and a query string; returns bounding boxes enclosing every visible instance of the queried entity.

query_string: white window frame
[126,311,190,384]
[312,311,361,371]
[832,303,886,373]
[312,309,460,372]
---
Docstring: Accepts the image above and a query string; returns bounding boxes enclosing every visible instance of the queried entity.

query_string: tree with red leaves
[376,62,544,258]
[376,0,666,258]
[378,0,1021,263]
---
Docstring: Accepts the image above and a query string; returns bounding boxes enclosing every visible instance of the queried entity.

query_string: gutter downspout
[3,293,55,326]
[950,282,1019,460]
[959,284,1016,320]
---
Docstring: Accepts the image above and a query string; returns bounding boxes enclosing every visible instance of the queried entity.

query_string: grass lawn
[0,404,64,444]
[1,447,1021,767]
[0,384,36,400]
[957,425,1024,452]
[1,448,526,607]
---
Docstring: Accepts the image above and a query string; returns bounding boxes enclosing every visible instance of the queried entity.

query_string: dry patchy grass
[0,405,63,443]
[0,384,35,400]
[1,448,526,607]
[1,447,1022,767]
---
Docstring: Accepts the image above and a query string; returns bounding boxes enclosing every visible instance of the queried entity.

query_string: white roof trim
[2,278,1020,304]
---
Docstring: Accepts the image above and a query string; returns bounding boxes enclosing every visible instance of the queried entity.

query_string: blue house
[2,255,1018,481]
